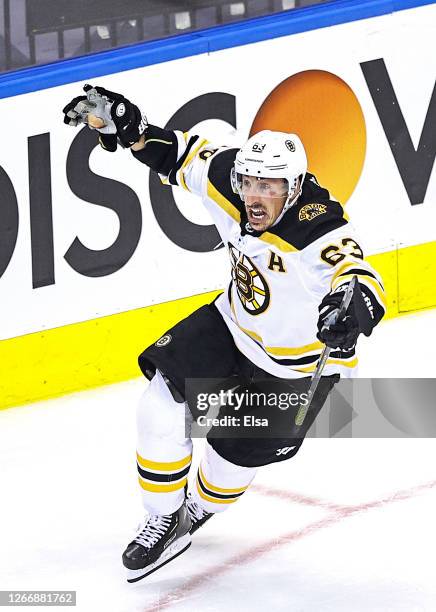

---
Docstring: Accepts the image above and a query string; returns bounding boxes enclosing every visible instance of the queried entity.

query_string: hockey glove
[317,281,376,350]
[62,84,148,151]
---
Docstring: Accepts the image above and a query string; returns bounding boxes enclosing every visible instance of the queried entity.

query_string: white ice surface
[1,309,436,611]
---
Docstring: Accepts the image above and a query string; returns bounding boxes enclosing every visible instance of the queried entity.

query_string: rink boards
[0,0,435,408]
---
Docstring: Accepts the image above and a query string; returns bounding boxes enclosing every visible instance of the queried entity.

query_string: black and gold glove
[62,84,147,151]
[317,281,376,350]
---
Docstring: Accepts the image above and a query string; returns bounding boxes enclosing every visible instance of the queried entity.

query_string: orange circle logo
[250,70,366,204]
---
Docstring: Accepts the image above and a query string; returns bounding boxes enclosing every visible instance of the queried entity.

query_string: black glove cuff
[98,134,118,152]
[131,125,179,175]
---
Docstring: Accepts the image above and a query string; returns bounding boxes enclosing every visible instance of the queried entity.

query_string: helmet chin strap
[271,179,302,227]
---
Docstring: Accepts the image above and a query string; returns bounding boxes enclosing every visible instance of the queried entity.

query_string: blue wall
[0,0,433,98]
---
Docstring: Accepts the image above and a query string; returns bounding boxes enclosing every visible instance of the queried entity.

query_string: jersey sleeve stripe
[207,179,241,222]
[331,259,371,283]
[332,272,387,309]
[331,259,362,282]
[180,138,209,173]
[331,258,384,290]
[175,137,209,191]
[178,167,190,192]
[337,267,384,289]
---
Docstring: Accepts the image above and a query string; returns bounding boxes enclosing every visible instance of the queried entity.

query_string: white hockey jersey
[140,130,386,379]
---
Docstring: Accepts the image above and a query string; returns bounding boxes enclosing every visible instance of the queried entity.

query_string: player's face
[241,176,288,231]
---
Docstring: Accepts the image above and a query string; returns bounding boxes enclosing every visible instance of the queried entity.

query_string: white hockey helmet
[231,130,307,212]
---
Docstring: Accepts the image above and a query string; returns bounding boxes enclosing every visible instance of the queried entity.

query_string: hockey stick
[292,275,357,432]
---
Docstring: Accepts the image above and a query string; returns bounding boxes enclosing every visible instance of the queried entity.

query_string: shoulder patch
[266,174,348,250]
[299,203,327,222]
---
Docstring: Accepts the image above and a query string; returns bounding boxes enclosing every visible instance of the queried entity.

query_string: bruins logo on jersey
[229,245,270,315]
[299,203,327,222]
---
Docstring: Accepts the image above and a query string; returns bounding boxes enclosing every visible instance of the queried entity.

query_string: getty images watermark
[184,378,436,439]
[186,380,312,438]
[196,387,309,436]
[196,388,309,410]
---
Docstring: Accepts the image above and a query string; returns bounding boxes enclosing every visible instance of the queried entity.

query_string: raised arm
[62,84,215,195]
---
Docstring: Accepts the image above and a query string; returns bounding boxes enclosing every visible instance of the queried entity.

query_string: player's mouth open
[247,206,267,223]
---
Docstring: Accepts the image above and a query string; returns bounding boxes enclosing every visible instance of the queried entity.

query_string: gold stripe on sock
[136,452,192,472]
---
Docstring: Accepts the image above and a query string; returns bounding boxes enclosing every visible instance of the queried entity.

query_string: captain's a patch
[299,203,327,222]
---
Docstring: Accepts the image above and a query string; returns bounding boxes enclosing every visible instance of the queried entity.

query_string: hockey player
[63,86,386,582]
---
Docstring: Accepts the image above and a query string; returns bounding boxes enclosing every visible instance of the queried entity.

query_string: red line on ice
[250,483,347,511]
[143,479,436,612]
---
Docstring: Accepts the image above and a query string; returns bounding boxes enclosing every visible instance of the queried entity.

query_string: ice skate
[122,503,191,583]
[186,492,213,535]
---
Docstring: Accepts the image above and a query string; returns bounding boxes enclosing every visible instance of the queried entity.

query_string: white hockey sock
[136,370,193,516]
[190,442,257,514]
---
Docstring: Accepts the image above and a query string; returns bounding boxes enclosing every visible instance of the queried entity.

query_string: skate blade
[126,533,191,583]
